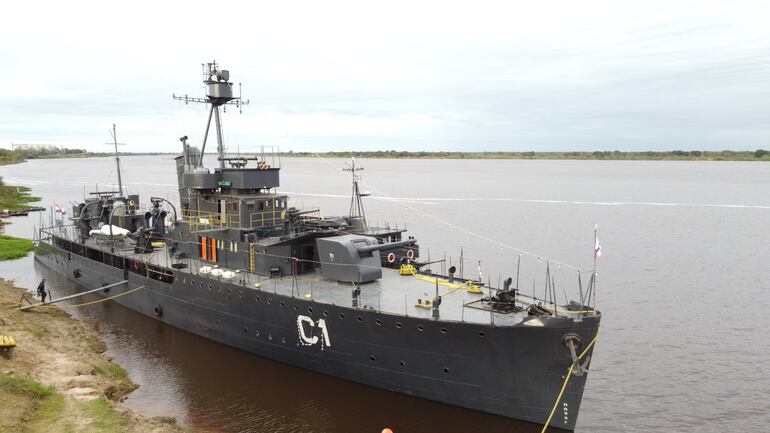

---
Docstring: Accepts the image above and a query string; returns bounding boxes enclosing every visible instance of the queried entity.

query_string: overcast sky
[1,0,768,153]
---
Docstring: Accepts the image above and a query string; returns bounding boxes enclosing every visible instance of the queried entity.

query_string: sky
[0,0,768,153]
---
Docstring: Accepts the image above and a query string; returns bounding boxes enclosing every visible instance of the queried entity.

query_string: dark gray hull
[35,240,599,430]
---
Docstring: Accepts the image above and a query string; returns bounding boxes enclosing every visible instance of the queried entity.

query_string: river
[1,156,768,433]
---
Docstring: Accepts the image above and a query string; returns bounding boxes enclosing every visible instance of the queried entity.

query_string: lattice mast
[344,157,367,231]
[105,123,126,196]
[173,61,249,169]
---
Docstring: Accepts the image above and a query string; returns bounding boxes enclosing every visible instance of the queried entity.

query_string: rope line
[309,153,586,271]
[540,329,600,433]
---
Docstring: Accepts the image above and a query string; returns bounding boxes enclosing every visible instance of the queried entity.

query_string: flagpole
[593,223,598,308]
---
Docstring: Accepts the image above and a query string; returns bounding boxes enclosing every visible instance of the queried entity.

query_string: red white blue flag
[594,238,602,258]
[54,203,67,216]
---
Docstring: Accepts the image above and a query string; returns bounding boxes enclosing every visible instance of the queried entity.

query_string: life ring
[153,305,163,317]
[133,261,139,271]
[387,253,396,263]
[406,249,415,259]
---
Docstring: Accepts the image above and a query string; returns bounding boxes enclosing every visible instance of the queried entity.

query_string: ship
[32,62,601,430]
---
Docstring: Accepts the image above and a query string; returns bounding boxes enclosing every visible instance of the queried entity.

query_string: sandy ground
[0,278,190,433]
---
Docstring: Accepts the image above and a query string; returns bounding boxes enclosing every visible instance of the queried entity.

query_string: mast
[344,157,367,232]
[172,61,249,168]
[106,123,126,196]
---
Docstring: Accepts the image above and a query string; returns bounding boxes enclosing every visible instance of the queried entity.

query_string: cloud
[1,0,768,152]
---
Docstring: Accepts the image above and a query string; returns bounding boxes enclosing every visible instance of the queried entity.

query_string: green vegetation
[281,149,770,161]
[82,397,131,431]
[0,177,40,211]
[0,146,92,166]
[0,235,35,260]
[92,362,130,381]
[0,373,55,399]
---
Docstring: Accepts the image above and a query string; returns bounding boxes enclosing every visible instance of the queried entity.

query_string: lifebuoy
[406,249,415,259]
[133,261,139,271]
[387,252,396,263]
[153,305,163,317]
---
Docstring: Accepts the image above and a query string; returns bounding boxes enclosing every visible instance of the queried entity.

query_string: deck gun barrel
[355,239,417,254]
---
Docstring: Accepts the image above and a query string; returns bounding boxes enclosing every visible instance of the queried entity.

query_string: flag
[54,203,67,216]
[594,238,602,258]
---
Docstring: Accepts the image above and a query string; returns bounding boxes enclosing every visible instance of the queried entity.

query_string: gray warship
[33,62,601,430]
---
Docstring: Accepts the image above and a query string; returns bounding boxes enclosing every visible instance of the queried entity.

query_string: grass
[0,234,35,260]
[82,397,131,431]
[92,362,129,381]
[0,373,55,399]
[22,323,50,339]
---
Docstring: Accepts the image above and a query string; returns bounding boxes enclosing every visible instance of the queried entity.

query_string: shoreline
[0,278,188,432]
[2,150,769,162]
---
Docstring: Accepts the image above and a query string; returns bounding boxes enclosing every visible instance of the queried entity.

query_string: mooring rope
[540,329,600,433]
[309,153,586,271]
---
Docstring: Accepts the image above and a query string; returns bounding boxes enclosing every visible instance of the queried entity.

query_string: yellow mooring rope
[540,329,600,433]
[37,284,147,309]
[1,285,147,309]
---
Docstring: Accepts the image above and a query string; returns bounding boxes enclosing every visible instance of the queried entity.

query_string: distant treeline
[0,147,94,166]
[281,149,770,161]
[2,147,769,163]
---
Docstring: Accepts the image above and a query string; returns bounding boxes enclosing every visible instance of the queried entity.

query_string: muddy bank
[0,278,189,433]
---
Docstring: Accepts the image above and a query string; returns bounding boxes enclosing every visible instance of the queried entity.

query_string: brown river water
[1,156,768,433]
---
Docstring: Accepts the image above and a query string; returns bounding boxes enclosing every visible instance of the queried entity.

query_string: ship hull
[35,240,599,430]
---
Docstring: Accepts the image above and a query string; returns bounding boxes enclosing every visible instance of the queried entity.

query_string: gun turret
[355,239,417,255]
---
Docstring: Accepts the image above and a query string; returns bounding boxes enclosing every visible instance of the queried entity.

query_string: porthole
[395,322,402,329]
[280,301,285,307]
[199,282,203,288]
[208,284,212,290]
[227,288,231,295]
[400,361,406,367]
[441,328,447,334]
[443,367,450,374]
[375,319,382,326]
[238,291,243,298]
[308,307,313,314]
[255,330,260,337]
[256,296,260,303]
[243,327,248,333]
[357,316,363,322]
[323,311,328,317]
[369,355,376,362]
[478,331,486,337]
[267,298,272,305]
[339,313,345,319]
[293,305,298,311]
[417,325,424,332]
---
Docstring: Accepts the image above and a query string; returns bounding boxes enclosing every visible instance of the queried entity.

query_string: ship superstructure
[33,62,601,431]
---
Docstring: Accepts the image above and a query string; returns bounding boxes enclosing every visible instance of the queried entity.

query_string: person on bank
[36,279,47,303]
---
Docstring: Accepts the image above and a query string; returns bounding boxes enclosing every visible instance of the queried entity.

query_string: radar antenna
[343,157,368,232]
[172,61,250,169]
[105,123,126,196]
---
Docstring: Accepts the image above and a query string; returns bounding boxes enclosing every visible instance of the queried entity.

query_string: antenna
[105,123,126,196]
[343,157,367,231]
[172,61,250,168]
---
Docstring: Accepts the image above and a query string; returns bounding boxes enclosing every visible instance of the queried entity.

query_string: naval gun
[317,235,417,283]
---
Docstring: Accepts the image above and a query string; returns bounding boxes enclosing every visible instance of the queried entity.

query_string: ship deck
[79,235,531,326]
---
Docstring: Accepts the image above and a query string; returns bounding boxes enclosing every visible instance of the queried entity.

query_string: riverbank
[0,278,187,432]
[0,177,40,259]
[281,149,770,161]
